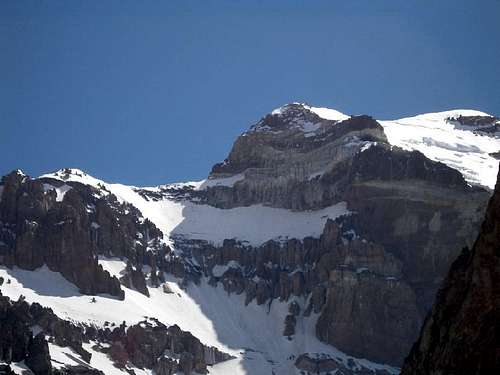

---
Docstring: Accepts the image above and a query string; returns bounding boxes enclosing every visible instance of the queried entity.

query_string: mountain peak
[271,102,350,121]
[249,103,351,137]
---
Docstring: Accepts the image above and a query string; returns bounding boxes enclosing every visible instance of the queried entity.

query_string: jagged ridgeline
[0,103,499,374]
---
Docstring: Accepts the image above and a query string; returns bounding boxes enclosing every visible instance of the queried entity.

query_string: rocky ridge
[1,103,498,374]
[400,169,500,374]
[0,290,230,375]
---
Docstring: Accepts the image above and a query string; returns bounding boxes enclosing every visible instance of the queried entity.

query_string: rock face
[294,353,392,375]
[25,333,52,375]
[400,169,500,375]
[208,105,388,210]
[106,319,232,375]
[0,104,496,372]
[446,114,499,135]
[184,103,489,365]
[0,169,168,299]
[0,292,231,375]
[175,218,423,365]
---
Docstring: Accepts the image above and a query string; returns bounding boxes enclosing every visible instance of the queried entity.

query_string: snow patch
[48,342,82,369]
[304,104,350,122]
[196,173,245,190]
[212,260,241,277]
[42,183,73,202]
[97,256,127,279]
[380,110,500,189]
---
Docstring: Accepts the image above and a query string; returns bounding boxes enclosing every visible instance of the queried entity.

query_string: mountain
[401,169,500,374]
[0,103,498,375]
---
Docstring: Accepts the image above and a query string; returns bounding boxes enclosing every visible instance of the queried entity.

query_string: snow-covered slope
[379,110,499,189]
[0,265,397,375]
[40,168,349,247]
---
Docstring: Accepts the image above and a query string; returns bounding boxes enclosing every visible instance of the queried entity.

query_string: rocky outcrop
[341,144,488,312]
[447,114,499,135]
[0,292,232,375]
[400,168,500,374]
[294,353,392,375]
[0,295,52,375]
[0,169,167,299]
[316,269,420,365]
[0,294,35,365]
[171,218,422,366]
[25,334,52,375]
[104,319,232,375]
[207,105,388,210]
[120,262,150,297]
[181,104,490,365]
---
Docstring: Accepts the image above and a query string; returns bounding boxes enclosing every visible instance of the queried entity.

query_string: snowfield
[40,169,350,247]
[380,109,499,189]
[0,266,397,375]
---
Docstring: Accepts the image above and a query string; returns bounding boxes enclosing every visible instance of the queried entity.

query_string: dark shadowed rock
[401,168,500,374]
[26,334,51,375]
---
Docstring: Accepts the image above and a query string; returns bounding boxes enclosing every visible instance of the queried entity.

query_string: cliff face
[0,104,497,374]
[0,169,177,301]
[194,104,489,365]
[401,169,500,374]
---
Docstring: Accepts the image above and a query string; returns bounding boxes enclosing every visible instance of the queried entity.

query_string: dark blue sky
[2,0,499,185]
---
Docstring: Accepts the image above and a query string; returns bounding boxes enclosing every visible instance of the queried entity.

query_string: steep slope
[380,109,499,190]
[0,170,396,375]
[0,103,498,374]
[401,169,500,374]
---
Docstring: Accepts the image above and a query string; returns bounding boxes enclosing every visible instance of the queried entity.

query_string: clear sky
[1,0,499,185]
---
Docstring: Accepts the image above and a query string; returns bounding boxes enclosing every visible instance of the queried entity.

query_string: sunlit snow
[380,109,499,189]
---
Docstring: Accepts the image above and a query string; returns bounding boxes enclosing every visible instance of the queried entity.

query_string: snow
[39,169,350,247]
[49,339,152,374]
[6,361,32,374]
[380,109,500,189]
[82,342,152,375]
[48,342,82,369]
[271,103,350,122]
[360,141,377,152]
[98,256,127,279]
[0,265,397,375]
[42,183,73,202]
[304,104,350,122]
[196,173,245,190]
[266,105,498,189]
[212,260,241,277]
[260,103,351,138]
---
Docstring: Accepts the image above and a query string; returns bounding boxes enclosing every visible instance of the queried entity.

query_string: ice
[380,109,500,189]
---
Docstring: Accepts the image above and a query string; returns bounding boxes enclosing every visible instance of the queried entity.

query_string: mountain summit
[0,104,499,374]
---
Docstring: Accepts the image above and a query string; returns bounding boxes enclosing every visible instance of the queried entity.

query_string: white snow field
[379,110,499,189]
[0,266,397,375]
[40,169,350,247]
